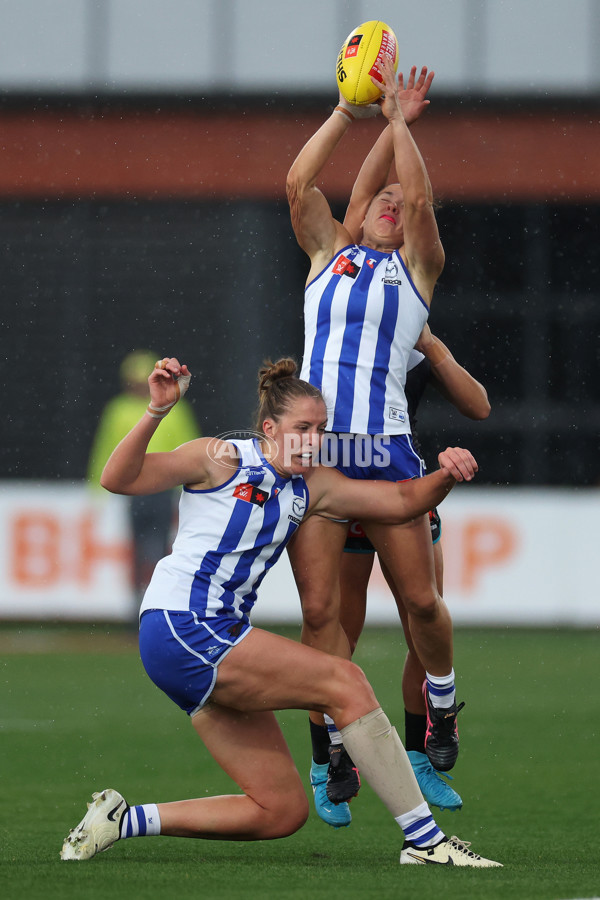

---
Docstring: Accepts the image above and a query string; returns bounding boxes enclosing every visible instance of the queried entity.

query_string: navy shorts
[139,609,253,716]
[321,432,424,482]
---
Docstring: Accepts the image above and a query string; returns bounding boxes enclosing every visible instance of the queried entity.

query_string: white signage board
[0,484,597,626]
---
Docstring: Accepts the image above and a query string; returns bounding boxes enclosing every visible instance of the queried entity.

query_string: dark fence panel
[2,199,597,485]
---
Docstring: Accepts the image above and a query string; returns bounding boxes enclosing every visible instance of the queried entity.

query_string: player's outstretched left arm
[416,324,491,420]
[343,65,435,242]
[377,56,444,299]
[306,446,477,524]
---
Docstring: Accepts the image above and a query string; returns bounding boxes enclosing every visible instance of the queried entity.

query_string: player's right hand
[149,357,191,411]
[397,66,434,126]
[438,447,478,482]
[374,55,403,122]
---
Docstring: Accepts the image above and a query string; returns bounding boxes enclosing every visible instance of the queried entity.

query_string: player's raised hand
[147,357,191,418]
[398,65,434,126]
[374,55,403,122]
[438,447,478,482]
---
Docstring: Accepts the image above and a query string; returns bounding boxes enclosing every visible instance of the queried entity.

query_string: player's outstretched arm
[100,357,208,496]
[286,109,353,265]
[378,56,444,298]
[343,66,435,242]
[416,324,491,420]
[306,446,477,524]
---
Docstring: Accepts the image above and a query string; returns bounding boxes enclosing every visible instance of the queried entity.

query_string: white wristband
[146,401,176,419]
[148,361,191,417]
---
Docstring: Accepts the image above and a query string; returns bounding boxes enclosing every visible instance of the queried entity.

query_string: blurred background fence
[1,0,598,623]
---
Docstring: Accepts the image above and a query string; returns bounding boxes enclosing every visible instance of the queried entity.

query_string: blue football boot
[309,761,352,828]
[407,750,463,811]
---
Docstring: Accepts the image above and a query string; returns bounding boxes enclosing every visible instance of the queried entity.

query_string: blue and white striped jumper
[140,439,309,623]
[300,244,429,436]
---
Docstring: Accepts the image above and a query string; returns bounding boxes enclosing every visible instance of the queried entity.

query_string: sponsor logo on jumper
[388,407,406,422]
[384,260,402,285]
[289,495,307,525]
[233,483,269,507]
[333,255,359,278]
[292,497,306,517]
[242,467,265,478]
[366,258,377,268]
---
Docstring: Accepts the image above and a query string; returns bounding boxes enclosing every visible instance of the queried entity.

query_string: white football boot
[400,835,502,867]
[60,789,127,861]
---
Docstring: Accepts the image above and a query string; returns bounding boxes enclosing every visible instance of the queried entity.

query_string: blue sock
[426,670,456,710]
[119,804,161,839]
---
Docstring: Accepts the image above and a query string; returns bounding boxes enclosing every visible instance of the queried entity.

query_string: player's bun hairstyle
[255,358,323,433]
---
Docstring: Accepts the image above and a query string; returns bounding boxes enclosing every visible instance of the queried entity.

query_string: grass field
[2,624,599,900]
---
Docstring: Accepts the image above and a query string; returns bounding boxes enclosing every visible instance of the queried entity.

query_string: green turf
[2,625,599,900]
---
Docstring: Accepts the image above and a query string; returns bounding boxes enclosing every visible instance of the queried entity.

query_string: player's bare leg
[288,517,358,824]
[365,517,463,772]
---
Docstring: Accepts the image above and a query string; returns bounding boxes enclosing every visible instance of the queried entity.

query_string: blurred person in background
[87,350,200,612]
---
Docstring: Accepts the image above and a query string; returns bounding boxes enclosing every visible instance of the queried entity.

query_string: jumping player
[286,57,467,817]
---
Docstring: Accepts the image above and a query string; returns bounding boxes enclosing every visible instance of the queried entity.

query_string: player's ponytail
[255,358,323,433]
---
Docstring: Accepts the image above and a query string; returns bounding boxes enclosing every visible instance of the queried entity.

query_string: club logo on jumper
[344,33,363,58]
[233,482,269,507]
[205,645,221,657]
[384,260,402,285]
[288,495,307,525]
[388,406,406,422]
[333,255,359,278]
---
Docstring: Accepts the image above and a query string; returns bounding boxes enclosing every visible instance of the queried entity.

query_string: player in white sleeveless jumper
[60,355,499,868]
[287,57,463,820]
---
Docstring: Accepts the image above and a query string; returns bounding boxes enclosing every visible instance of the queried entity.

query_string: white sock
[324,713,343,745]
[426,669,456,709]
[395,801,444,848]
[120,804,161,839]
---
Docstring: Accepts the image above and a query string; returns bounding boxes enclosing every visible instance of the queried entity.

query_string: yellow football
[336,20,398,105]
